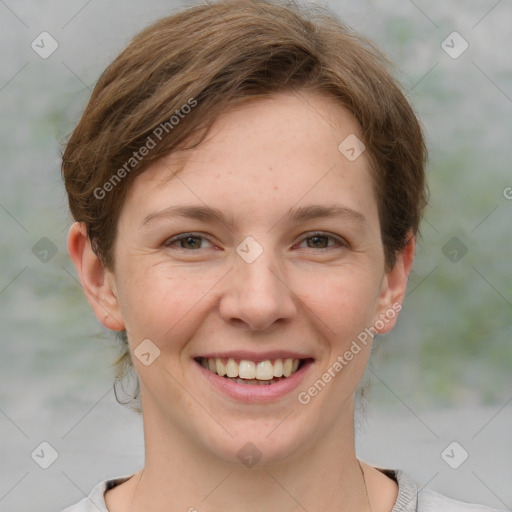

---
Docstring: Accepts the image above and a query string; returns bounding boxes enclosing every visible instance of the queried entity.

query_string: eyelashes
[164,234,213,250]
[296,233,347,250]
[164,232,348,251]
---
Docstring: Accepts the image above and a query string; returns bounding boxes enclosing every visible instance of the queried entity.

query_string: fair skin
[68,91,415,512]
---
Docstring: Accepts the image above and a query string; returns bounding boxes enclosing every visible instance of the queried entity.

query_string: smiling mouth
[195,357,310,385]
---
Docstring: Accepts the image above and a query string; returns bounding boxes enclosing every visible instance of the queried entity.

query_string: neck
[115,399,372,512]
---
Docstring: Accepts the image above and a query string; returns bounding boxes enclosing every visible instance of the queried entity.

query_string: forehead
[122,91,378,228]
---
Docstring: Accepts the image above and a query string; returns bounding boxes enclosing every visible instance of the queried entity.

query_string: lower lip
[194,359,314,403]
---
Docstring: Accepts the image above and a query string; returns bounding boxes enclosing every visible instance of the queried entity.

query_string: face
[88,91,410,466]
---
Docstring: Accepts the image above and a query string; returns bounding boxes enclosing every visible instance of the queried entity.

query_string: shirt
[61,468,506,511]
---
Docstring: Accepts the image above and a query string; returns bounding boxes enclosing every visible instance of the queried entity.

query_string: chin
[198,419,315,469]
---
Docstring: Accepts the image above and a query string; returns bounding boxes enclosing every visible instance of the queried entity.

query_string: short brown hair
[61,0,427,404]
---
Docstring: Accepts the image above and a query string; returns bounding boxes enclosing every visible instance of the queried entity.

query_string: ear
[374,234,415,335]
[67,222,125,331]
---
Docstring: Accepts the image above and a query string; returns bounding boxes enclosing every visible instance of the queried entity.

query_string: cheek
[295,271,379,415]
[297,266,382,342]
[116,262,223,348]
[115,252,383,354]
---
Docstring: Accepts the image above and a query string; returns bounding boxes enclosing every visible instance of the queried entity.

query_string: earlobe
[67,222,125,331]
[374,235,415,335]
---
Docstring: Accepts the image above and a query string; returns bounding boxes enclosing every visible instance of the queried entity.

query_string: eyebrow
[141,204,368,230]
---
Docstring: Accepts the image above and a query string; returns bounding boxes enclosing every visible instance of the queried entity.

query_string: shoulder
[59,470,506,512]
[60,475,133,512]
[418,487,506,512]
[388,469,506,512]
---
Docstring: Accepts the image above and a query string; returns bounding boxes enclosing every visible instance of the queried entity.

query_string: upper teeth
[200,357,300,380]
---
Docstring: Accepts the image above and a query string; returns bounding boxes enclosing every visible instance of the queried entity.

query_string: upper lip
[194,350,314,362]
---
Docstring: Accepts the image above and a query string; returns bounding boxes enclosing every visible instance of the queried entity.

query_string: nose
[218,247,297,331]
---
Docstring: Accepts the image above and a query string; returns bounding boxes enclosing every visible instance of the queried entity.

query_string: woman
[61,1,503,510]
